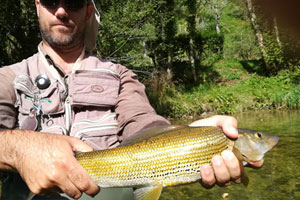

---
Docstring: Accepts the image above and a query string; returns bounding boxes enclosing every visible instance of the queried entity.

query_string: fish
[76,125,279,200]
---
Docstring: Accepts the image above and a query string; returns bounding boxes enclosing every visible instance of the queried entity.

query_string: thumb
[68,137,94,152]
[216,116,238,139]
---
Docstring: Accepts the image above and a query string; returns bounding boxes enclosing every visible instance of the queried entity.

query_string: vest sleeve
[115,65,170,141]
[0,67,17,129]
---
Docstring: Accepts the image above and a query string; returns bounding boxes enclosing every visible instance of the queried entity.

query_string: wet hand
[13,131,100,199]
[189,115,264,187]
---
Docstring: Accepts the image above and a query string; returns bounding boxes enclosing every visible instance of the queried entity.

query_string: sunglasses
[39,0,88,11]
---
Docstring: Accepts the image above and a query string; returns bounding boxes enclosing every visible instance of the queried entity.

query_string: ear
[86,3,94,21]
[35,0,40,17]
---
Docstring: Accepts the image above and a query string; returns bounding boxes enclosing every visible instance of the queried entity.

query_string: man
[0,0,262,199]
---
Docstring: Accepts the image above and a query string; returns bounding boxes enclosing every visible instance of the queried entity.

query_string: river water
[1,110,298,200]
[161,110,300,200]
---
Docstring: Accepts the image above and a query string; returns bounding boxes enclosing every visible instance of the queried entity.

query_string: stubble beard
[40,25,84,49]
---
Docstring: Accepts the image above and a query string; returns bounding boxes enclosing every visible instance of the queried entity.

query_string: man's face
[36,0,93,48]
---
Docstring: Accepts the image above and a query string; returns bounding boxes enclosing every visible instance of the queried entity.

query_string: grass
[147,59,300,118]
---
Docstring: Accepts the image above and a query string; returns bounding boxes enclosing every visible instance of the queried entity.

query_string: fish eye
[254,132,262,139]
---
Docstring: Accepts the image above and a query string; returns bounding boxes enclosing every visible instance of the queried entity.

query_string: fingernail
[229,127,238,135]
[212,155,223,166]
[225,182,231,187]
[222,150,234,161]
[235,178,241,184]
[201,164,211,175]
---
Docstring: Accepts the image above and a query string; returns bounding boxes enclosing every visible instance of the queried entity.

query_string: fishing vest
[10,48,121,151]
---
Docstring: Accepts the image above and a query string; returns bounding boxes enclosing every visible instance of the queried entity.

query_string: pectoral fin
[241,171,249,186]
[134,184,163,200]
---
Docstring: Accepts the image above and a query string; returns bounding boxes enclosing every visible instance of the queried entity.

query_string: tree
[185,0,198,82]
[0,0,40,66]
[245,0,268,69]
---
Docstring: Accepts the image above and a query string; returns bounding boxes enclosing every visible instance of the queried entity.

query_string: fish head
[234,129,279,162]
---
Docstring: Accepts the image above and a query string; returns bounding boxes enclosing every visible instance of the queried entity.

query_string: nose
[55,2,69,19]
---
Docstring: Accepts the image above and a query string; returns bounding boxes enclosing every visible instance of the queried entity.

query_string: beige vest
[11,50,121,150]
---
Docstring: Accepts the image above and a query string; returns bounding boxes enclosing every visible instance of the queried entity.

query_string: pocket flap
[69,69,120,107]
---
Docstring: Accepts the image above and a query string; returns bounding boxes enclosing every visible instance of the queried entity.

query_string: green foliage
[200,30,224,66]
[225,72,241,80]
[0,0,299,119]
[0,0,40,66]
[149,65,300,117]
[221,0,261,60]
[96,0,162,68]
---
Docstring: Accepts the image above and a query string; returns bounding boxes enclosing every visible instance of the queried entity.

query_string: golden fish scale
[76,127,232,188]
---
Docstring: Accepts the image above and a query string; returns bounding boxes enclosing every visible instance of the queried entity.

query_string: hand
[13,131,100,199]
[189,115,264,188]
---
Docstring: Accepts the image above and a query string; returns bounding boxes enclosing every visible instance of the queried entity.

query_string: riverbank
[147,59,300,118]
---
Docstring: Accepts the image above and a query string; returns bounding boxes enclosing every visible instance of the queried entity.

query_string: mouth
[51,23,74,34]
[53,23,72,28]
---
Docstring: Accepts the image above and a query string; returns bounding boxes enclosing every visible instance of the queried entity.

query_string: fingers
[65,137,100,196]
[18,133,99,199]
[69,137,94,152]
[200,150,243,188]
[200,164,215,188]
[67,164,100,197]
[212,155,231,186]
[248,159,264,168]
[82,182,100,197]
[57,177,82,199]
[45,158,99,199]
[221,150,241,183]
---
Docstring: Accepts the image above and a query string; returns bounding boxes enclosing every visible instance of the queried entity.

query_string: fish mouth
[269,135,280,147]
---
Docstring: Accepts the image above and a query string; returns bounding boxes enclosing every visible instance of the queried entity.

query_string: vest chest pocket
[68,69,121,150]
[68,69,120,107]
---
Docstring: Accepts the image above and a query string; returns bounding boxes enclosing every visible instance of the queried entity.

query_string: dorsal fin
[120,125,186,146]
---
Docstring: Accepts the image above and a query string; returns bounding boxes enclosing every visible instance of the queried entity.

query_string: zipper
[77,68,118,75]
[65,96,72,134]
[71,113,117,137]
[73,123,118,138]
[71,113,116,127]
[43,125,68,135]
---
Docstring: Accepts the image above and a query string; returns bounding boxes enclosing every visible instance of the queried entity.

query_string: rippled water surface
[161,110,300,200]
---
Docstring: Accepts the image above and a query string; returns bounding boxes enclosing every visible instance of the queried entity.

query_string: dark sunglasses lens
[40,0,60,8]
[65,0,86,11]
[40,0,86,10]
